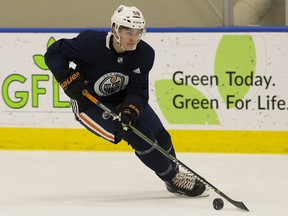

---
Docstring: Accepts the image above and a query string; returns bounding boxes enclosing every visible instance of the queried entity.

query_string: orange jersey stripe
[78,113,114,142]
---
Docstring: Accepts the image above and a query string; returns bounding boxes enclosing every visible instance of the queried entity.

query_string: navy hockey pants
[74,102,178,181]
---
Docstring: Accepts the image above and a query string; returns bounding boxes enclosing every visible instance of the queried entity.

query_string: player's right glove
[59,68,90,101]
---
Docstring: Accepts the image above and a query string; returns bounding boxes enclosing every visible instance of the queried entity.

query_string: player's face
[118,28,143,50]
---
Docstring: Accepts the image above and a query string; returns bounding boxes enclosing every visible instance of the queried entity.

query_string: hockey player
[44,5,206,197]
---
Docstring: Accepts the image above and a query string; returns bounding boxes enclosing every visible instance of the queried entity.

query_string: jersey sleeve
[44,30,93,82]
[124,46,155,113]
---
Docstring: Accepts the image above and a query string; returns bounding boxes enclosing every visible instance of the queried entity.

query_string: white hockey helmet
[111,5,146,32]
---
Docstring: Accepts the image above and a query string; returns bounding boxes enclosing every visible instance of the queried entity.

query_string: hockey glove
[116,103,140,126]
[113,103,140,140]
[59,68,90,101]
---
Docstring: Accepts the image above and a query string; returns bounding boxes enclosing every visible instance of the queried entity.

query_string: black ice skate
[165,171,206,197]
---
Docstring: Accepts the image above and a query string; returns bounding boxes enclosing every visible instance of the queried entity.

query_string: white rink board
[0,32,287,130]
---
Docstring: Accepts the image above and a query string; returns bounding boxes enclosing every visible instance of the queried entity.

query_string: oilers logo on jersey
[94,72,129,96]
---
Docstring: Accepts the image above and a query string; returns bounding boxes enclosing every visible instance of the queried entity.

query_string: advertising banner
[1,32,287,130]
[0,30,287,152]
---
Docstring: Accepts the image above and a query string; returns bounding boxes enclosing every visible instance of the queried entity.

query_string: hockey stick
[82,89,249,211]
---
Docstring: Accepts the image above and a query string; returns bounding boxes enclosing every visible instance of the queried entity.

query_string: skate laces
[172,171,196,190]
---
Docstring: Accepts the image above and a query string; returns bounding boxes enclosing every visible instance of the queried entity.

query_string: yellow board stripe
[169,130,288,154]
[0,128,287,154]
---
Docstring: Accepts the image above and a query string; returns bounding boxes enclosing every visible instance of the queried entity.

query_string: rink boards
[0,28,287,153]
[0,128,287,153]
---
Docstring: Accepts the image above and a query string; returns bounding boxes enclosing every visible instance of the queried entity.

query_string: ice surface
[0,151,287,216]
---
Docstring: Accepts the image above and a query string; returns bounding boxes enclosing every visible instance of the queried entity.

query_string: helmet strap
[115,30,127,51]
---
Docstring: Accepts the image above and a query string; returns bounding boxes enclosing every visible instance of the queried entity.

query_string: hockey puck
[213,198,224,210]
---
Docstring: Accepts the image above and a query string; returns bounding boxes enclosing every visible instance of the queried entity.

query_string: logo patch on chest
[94,72,129,96]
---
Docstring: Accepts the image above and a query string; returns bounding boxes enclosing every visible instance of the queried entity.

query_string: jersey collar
[106,32,113,50]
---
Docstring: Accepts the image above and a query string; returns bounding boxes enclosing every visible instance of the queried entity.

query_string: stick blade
[233,201,249,211]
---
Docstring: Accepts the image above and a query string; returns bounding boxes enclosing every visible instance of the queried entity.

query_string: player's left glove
[117,103,140,126]
[113,103,140,140]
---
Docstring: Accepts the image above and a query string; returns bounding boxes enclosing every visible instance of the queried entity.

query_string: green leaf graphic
[155,80,219,124]
[214,35,256,108]
[33,37,56,70]
[33,54,49,70]
[47,37,56,48]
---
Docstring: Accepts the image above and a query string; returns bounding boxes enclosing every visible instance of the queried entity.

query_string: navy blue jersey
[45,30,155,113]
[45,30,180,183]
